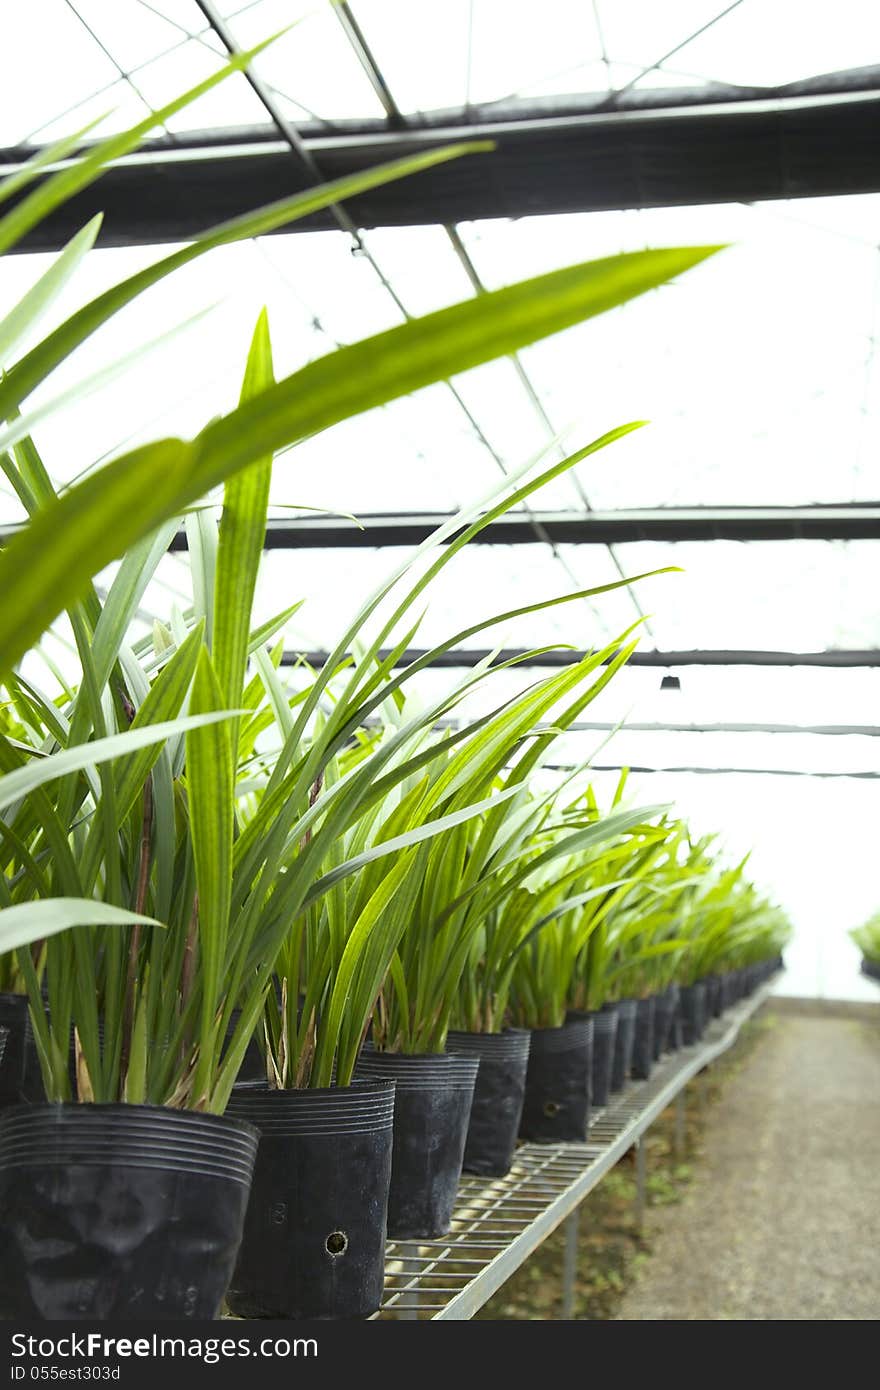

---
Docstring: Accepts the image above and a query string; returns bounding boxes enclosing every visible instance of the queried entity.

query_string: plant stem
[119,775,152,1093]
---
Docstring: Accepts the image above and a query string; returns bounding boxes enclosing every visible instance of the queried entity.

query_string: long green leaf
[213,310,274,727]
[0,246,719,674]
[0,144,491,419]
[0,899,160,953]
[185,647,234,1103]
[0,708,240,812]
[0,216,102,366]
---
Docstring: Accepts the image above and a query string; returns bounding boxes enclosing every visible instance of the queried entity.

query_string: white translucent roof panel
[10,191,876,521]
[458,197,880,508]
[251,542,628,654]
[8,0,880,149]
[333,0,880,111]
[4,0,386,147]
[611,539,880,650]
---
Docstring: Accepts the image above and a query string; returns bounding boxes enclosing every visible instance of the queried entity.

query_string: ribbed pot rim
[528,1018,593,1054]
[0,1102,258,1184]
[445,1028,531,1060]
[0,992,28,1012]
[226,1080,396,1136]
[355,1051,479,1091]
[615,997,638,1018]
[0,1130,257,1162]
[635,995,656,1012]
[592,1011,618,1036]
[0,1026,7,1065]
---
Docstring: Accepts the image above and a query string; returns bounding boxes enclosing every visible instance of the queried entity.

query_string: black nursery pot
[653,984,679,1059]
[861,955,880,983]
[0,1103,258,1320]
[706,974,723,1019]
[679,981,707,1045]
[610,998,637,1090]
[445,1029,530,1178]
[226,1081,395,1319]
[353,1052,478,1241]
[591,1007,618,1108]
[630,996,656,1081]
[0,993,43,1109]
[519,1016,593,1143]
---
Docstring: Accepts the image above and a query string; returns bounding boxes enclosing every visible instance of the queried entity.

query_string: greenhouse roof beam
[5,78,880,251]
[282,649,880,670]
[159,503,880,550]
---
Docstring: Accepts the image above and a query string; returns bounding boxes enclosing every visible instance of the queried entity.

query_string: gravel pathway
[616,1007,880,1320]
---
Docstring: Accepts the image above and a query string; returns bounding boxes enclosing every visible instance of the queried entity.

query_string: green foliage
[0,42,730,1104]
[851,913,880,963]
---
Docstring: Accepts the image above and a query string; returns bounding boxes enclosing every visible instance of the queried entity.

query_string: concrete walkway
[617,1006,880,1320]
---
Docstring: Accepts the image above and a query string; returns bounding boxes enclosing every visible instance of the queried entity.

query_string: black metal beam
[552,763,880,779]
[545,721,880,737]
[9,505,877,552]
[281,648,880,670]
[158,505,880,550]
[4,78,880,251]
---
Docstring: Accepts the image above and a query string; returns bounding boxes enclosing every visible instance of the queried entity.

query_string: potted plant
[355,635,665,1213]
[0,36,722,1323]
[850,914,880,982]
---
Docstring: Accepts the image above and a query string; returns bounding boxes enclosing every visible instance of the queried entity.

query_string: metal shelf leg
[635,1137,647,1228]
[561,1208,579,1318]
[674,1088,687,1157]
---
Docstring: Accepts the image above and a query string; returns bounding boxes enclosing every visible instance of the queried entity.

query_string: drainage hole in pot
[543,1100,560,1118]
[326,1231,348,1256]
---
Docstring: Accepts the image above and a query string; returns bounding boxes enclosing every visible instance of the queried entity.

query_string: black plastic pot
[590,1007,618,1108]
[0,993,43,1109]
[631,996,656,1081]
[653,984,679,1059]
[445,1029,530,1177]
[0,1102,257,1320]
[679,981,707,1045]
[610,998,637,1090]
[353,1052,478,1240]
[225,1080,394,1319]
[519,1016,593,1142]
[860,956,880,983]
[706,974,723,1019]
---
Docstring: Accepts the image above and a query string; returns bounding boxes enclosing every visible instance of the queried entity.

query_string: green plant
[0,42,722,1110]
[254,448,676,1081]
[365,649,665,1052]
[850,913,880,964]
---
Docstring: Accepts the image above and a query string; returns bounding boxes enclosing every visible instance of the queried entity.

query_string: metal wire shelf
[378,983,774,1319]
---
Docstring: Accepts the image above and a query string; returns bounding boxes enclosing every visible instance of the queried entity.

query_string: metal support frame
[282,646,880,672]
[561,1209,580,1318]
[6,84,880,251]
[634,1139,647,1228]
[378,982,772,1319]
[674,1090,687,1158]
[122,505,880,552]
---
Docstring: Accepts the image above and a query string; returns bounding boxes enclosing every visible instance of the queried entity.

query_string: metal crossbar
[377,983,772,1319]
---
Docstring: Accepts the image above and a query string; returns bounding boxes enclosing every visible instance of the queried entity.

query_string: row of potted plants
[0,50,764,1323]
